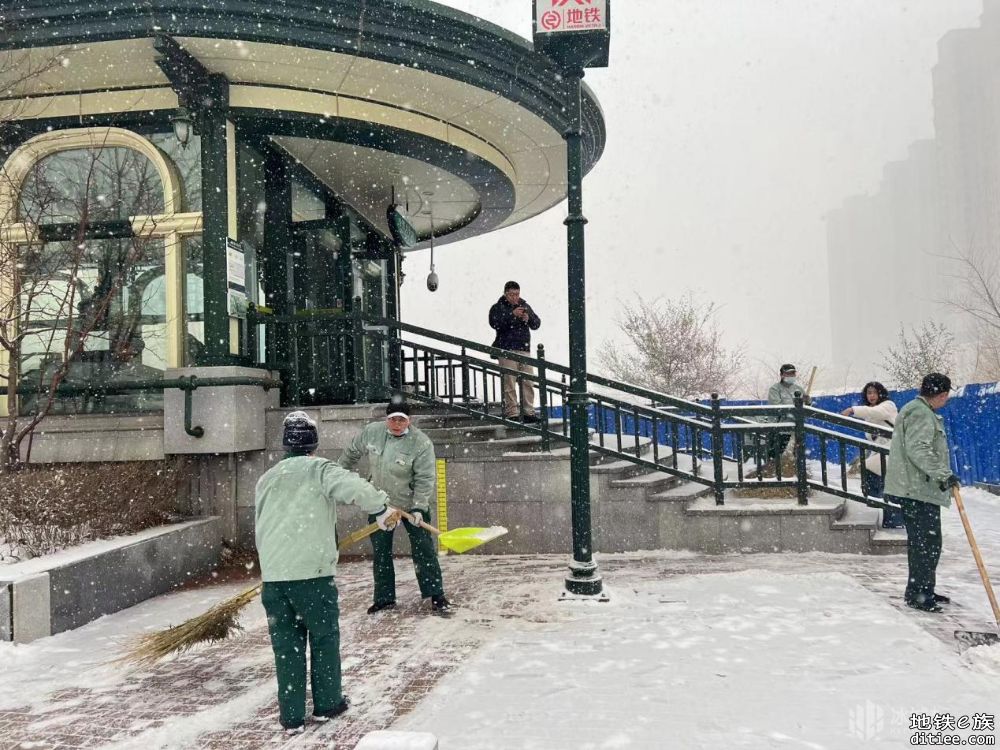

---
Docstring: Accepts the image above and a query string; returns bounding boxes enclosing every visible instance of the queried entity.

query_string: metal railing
[245,306,897,511]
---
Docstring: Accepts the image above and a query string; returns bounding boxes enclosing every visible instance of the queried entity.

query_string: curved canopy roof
[0,0,606,247]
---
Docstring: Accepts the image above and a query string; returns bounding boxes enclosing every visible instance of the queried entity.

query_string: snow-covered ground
[398,570,999,749]
[1,489,997,749]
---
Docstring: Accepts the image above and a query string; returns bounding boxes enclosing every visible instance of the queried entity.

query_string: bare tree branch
[598,293,744,399]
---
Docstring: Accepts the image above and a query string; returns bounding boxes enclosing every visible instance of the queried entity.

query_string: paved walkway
[1,491,997,749]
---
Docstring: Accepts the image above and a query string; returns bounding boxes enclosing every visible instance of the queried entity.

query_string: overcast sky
[400,0,983,395]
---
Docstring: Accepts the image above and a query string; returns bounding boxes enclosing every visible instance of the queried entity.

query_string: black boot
[933,593,951,604]
[367,601,396,614]
[314,697,349,722]
[431,594,452,612]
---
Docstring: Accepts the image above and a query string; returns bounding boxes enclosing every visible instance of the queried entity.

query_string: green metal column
[197,107,233,365]
[563,69,602,597]
[384,243,403,391]
[263,151,292,369]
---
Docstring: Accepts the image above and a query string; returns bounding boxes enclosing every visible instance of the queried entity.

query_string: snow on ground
[397,570,999,749]
[0,580,261,712]
[0,489,998,749]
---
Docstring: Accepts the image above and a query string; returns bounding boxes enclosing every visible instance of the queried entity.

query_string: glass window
[17,237,167,414]
[150,132,202,212]
[291,178,326,222]
[19,147,165,224]
[183,236,204,366]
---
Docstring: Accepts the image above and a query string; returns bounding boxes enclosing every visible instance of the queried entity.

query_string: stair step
[591,459,648,475]
[830,498,880,530]
[609,471,681,492]
[422,424,515,442]
[871,528,907,545]
[648,483,715,504]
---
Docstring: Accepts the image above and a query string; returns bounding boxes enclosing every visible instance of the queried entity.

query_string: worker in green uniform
[255,411,400,735]
[883,373,960,613]
[339,397,451,614]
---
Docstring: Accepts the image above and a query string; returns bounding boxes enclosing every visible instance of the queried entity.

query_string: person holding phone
[488,280,542,422]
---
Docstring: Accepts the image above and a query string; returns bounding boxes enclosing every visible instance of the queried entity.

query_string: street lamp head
[170,107,194,148]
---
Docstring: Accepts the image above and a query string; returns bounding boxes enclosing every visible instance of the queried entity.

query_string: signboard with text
[535,0,607,33]
[226,237,248,319]
[533,0,610,68]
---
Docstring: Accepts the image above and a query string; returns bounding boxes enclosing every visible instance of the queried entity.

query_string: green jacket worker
[884,373,959,613]
[339,397,451,614]
[255,411,399,735]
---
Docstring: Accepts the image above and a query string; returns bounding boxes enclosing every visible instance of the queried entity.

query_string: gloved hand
[375,506,401,531]
[408,510,424,529]
[939,474,961,491]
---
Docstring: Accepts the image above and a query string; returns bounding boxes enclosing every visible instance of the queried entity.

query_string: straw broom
[118,583,264,669]
[117,520,382,668]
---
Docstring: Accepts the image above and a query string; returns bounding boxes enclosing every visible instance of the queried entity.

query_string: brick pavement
[1,537,996,749]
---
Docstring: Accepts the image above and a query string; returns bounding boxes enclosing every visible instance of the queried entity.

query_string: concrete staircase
[409,409,901,556]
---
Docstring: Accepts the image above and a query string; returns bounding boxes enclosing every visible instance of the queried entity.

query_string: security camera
[426,270,439,292]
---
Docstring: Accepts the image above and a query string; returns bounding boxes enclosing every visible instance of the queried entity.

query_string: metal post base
[562,558,606,598]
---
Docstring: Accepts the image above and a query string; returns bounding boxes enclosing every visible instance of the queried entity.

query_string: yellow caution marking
[436,459,448,533]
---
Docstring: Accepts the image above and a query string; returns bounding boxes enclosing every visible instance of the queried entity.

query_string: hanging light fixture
[424,193,439,292]
[170,106,194,148]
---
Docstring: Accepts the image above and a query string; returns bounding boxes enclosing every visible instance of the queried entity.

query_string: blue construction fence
[549,381,1000,485]
[808,382,999,486]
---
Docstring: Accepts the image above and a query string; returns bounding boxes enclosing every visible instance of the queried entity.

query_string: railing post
[351,295,364,403]
[794,395,808,505]
[460,346,471,404]
[388,329,402,392]
[537,344,550,452]
[710,393,725,505]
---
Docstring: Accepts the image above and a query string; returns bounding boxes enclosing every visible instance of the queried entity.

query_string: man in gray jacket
[339,397,450,614]
[884,373,960,613]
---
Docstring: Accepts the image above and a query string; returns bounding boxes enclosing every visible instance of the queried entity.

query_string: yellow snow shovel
[339,508,507,554]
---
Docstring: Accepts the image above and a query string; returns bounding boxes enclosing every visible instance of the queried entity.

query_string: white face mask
[782,377,796,385]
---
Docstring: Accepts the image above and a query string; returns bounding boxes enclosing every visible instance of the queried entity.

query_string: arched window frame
[0,127,203,387]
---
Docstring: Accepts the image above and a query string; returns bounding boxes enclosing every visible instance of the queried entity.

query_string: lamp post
[533,0,610,597]
[561,64,601,596]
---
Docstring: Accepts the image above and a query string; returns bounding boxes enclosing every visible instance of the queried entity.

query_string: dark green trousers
[367,509,444,606]
[261,576,342,729]
[897,496,943,607]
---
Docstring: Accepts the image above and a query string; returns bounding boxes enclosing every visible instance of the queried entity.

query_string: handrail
[3,375,281,439]
[804,405,894,439]
[367,315,561,373]
[246,308,899,511]
[368,315,721,415]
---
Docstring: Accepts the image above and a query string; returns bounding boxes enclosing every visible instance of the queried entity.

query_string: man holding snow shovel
[884,373,960,613]
[340,397,452,614]
[255,411,401,735]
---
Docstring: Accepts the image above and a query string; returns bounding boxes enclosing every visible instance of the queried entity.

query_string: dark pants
[261,577,342,729]
[368,509,444,606]
[767,433,791,463]
[865,470,904,528]
[894,496,942,607]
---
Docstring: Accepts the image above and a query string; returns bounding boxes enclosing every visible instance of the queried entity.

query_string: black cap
[386,395,411,417]
[282,410,318,453]
[920,373,952,397]
[779,364,797,375]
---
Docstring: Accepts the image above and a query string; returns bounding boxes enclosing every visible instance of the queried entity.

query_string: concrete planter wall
[0,517,222,643]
